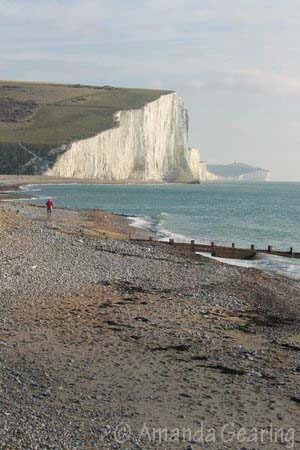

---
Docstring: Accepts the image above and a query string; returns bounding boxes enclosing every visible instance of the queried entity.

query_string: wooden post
[191,240,195,252]
[211,241,216,257]
[290,247,294,257]
[251,244,255,250]
[232,243,235,248]
[169,238,174,245]
[268,245,272,253]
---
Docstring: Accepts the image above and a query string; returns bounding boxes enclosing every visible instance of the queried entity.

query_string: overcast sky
[1,0,300,181]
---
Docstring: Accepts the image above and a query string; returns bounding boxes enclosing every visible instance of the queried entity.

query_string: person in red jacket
[46,198,54,217]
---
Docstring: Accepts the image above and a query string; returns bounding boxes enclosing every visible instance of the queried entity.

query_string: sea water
[22,182,300,280]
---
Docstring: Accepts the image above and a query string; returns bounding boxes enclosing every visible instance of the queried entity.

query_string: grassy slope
[0,81,171,145]
[0,81,171,173]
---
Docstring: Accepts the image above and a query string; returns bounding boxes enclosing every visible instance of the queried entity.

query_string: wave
[156,227,193,243]
[158,212,170,217]
[128,216,154,231]
[21,183,80,192]
[129,212,195,243]
[128,211,203,244]
[153,212,193,241]
[20,184,43,191]
[27,187,41,192]
[17,195,53,202]
[197,252,300,281]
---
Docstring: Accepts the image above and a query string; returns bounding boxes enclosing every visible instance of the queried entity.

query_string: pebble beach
[0,197,300,449]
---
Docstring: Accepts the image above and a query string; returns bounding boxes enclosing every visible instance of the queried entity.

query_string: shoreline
[1,179,300,282]
[0,174,181,189]
[0,201,300,448]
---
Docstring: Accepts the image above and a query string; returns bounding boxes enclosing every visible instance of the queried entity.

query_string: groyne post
[251,244,255,250]
[211,241,216,257]
[268,245,272,253]
[290,247,294,257]
[191,240,195,252]
[232,243,235,248]
[169,238,174,245]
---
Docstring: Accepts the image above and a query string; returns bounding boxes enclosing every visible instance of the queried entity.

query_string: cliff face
[206,170,219,181]
[236,170,270,181]
[188,148,207,181]
[46,93,206,182]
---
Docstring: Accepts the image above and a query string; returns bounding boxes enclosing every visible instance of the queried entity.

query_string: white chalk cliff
[46,93,207,182]
[187,147,207,181]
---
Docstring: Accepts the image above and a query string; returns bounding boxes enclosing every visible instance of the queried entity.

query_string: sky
[0,0,300,181]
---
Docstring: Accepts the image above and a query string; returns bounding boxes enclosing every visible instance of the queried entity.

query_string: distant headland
[207,162,270,181]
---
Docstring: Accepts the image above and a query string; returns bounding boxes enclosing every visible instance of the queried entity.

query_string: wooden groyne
[130,237,300,260]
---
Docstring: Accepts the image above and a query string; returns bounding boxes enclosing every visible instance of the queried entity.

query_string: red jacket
[46,199,54,209]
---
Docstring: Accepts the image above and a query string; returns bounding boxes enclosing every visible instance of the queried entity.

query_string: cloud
[0,50,118,68]
[192,70,300,96]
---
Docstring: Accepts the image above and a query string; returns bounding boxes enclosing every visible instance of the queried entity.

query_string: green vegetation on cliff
[0,81,171,173]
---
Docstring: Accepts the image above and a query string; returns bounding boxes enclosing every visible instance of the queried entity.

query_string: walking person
[46,198,54,217]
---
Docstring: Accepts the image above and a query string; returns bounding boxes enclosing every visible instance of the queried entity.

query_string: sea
[21,182,300,280]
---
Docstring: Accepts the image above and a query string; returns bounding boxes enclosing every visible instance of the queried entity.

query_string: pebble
[0,204,247,310]
[0,203,299,450]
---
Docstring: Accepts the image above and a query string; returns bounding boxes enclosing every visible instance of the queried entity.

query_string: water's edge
[120,215,300,281]
[21,183,300,281]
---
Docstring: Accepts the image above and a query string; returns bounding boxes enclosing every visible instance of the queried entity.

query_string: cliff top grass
[0,81,172,146]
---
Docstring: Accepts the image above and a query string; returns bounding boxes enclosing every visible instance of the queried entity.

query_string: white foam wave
[157,227,193,243]
[22,183,80,192]
[153,212,193,241]
[128,216,153,231]
[28,188,41,192]
[17,195,53,202]
[197,252,300,281]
